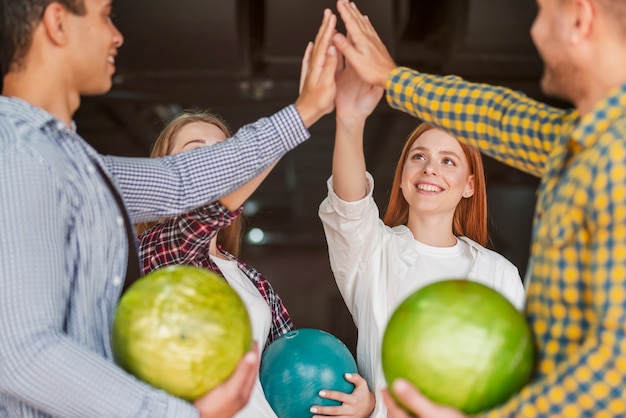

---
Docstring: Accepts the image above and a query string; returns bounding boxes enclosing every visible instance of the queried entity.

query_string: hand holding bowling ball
[111,265,252,400]
[382,279,534,414]
[260,328,358,417]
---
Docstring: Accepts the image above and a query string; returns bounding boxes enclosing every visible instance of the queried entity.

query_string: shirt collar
[571,82,626,148]
[0,95,77,132]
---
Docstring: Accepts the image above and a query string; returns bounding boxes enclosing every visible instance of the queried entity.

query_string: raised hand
[382,380,466,418]
[332,0,396,88]
[335,48,384,124]
[193,344,260,418]
[310,373,375,418]
[295,8,339,128]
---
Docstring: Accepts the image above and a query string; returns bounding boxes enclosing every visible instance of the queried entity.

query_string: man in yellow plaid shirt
[329,0,626,416]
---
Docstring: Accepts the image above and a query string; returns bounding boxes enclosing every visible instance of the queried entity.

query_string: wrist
[368,391,376,414]
[335,114,367,131]
[294,99,323,128]
[376,63,397,88]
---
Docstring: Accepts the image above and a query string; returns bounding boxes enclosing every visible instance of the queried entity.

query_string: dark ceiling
[75,0,560,266]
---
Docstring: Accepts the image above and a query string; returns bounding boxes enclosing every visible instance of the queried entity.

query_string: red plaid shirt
[137,202,295,348]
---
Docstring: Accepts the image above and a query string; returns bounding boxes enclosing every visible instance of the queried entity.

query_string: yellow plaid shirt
[386,67,626,417]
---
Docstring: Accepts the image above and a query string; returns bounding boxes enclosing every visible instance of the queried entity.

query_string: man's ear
[569,0,595,44]
[40,2,71,46]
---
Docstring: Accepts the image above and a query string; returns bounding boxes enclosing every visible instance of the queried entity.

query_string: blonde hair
[136,110,244,256]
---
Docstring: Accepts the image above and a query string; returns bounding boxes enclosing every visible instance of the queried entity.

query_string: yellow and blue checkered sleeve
[385,67,577,179]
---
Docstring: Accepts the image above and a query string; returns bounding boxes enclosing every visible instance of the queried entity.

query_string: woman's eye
[442,158,455,166]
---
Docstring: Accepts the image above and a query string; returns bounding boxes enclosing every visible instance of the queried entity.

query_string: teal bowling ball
[260,328,358,417]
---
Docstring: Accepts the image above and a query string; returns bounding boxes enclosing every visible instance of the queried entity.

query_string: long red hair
[383,123,488,246]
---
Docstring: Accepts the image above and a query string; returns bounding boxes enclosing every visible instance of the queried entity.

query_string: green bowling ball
[382,279,534,414]
[112,265,252,400]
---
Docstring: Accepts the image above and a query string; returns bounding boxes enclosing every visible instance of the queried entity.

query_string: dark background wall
[68,0,567,354]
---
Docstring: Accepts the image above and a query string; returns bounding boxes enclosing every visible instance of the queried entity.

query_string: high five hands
[332,0,397,88]
[299,0,392,124]
[295,8,339,128]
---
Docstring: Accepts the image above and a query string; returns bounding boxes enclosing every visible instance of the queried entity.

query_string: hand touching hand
[332,0,396,88]
[310,373,375,418]
[295,8,339,128]
[193,345,259,418]
[335,49,384,124]
[382,379,466,418]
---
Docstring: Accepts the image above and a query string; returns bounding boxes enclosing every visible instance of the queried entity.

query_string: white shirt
[386,237,473,314]
[210,256,277,418]
[318,174,525,418]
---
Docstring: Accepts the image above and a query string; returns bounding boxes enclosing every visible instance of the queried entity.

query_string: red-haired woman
[316,62,525,418]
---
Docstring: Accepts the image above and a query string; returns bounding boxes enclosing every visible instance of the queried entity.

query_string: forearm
[105,105,309,224]
[220,161,278,212]
[0,214,197,416]
[0,220,196,416]
[0,334,198,418]
[332,117,368,201]
[385,67,575,178]
[318,174,381,312]
[138,203,238,273]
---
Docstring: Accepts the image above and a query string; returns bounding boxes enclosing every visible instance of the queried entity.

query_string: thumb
[332,32,359,67]
[299,41,314,94]
[344,372,366,388]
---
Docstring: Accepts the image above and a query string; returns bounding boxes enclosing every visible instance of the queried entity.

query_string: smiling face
[168,121,229,155]
[66,0,124,95]
[400,128,475,218]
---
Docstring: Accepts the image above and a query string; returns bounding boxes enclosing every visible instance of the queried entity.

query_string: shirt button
[116,216,124,226]
[112,276,122,286]
[56,121,65,131]
[87,165,96,174]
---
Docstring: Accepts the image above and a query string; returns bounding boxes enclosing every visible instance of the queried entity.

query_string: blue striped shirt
[0,96,309,418]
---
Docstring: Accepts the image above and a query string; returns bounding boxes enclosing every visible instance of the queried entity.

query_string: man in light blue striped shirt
[0,0,340,417]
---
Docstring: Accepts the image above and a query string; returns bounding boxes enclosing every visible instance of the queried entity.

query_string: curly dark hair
[0,0,86,75]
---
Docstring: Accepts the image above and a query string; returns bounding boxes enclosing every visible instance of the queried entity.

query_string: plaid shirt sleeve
[138,202,236,275]
[138,204,294,349]
[385,67,578,178]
